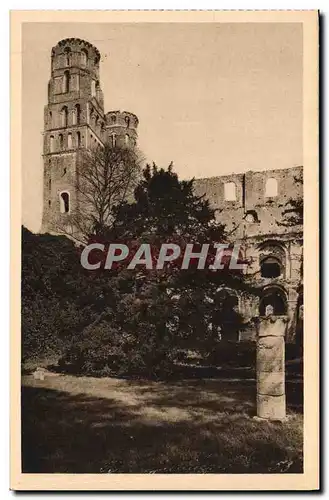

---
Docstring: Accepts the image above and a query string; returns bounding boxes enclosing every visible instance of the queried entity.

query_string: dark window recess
[61,192,70,213]
[259,290,287,316]
[260,257,281,278]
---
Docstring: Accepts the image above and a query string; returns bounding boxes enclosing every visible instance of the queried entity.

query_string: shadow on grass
[22,377,303,474]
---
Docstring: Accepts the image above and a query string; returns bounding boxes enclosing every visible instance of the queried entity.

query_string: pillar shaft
[256,316,287,420]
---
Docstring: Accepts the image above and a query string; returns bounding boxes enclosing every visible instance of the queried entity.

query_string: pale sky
[22,22,302,232]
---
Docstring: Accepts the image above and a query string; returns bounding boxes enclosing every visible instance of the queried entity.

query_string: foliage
[62,164,252,376]
[280,173,303,227]
[21,227,111,363]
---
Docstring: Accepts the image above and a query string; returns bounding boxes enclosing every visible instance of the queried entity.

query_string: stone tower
[105,111,139,149]
[41,38,138,235]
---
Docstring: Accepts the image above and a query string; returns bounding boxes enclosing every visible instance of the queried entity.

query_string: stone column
[256,315,288,421]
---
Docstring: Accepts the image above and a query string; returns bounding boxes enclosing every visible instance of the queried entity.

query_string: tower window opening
[64,47,71,66]
[50,135,55,153]
[75,104,81,125]
[48,178,51,191]
[111,134,116,147]
[61,106,68,128]
[81,49,88,67]
[60,192,70,214]
[125,116,131,128]
[59,133,64,149]
[125,133,129,146]
[265,177,278,197]
[67,133,72,149]
[77,131,81,148]
[49,111,52,128]
[111,115,116,123]
[224,182,237,201]
[91,80,96,97]
[63,70,70,93]
[48,200,51,207]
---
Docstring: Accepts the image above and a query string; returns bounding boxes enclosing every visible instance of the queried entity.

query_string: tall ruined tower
[41,38,138,235]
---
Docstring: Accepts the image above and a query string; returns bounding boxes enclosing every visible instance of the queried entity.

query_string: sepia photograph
[10,10,319,491]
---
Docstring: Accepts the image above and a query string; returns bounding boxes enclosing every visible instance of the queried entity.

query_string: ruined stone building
[41,38,303,343]
[194,167,303,343]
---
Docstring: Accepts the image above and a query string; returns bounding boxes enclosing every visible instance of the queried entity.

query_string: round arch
[257,240,288,279]
[259,285,288,317]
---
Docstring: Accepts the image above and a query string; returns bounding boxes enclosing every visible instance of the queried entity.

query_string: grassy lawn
[21,373,303,474]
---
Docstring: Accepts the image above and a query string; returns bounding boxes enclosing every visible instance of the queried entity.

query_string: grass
[21,373,303,474]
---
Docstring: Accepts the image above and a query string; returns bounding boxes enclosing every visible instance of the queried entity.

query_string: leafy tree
[279,171,303,349]
[63,164,250,376]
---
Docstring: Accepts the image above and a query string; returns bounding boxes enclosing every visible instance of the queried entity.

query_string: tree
[54,143,143,243]
[64,164,250,377]
[280,171,303,348]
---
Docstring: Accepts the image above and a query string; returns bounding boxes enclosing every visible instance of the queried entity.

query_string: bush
[60,319,176,379]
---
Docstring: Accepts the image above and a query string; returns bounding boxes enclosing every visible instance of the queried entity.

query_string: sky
[22,22,303,232]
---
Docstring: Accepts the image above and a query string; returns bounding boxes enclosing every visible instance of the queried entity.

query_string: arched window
[77,131,81,148]
[125,134,129,146]
[75,104,81,124]
[48,178,51,191]
[258,241,286,279]
[49,111,52,128]
[63,70,70,93]
[224,182,237,201]
[81,49,88,67]
[61,106,68,128]
[111,134,116,147]
[259,288,287,316]
[50,135,55,153]
[64,47,71,66]
[111,115,116,123]
[91,80,96,97]
[60,192,70,214]
[67,133,72,149]
[265,177,278,197]
[125,116,131,128]
[59,133,64,149]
